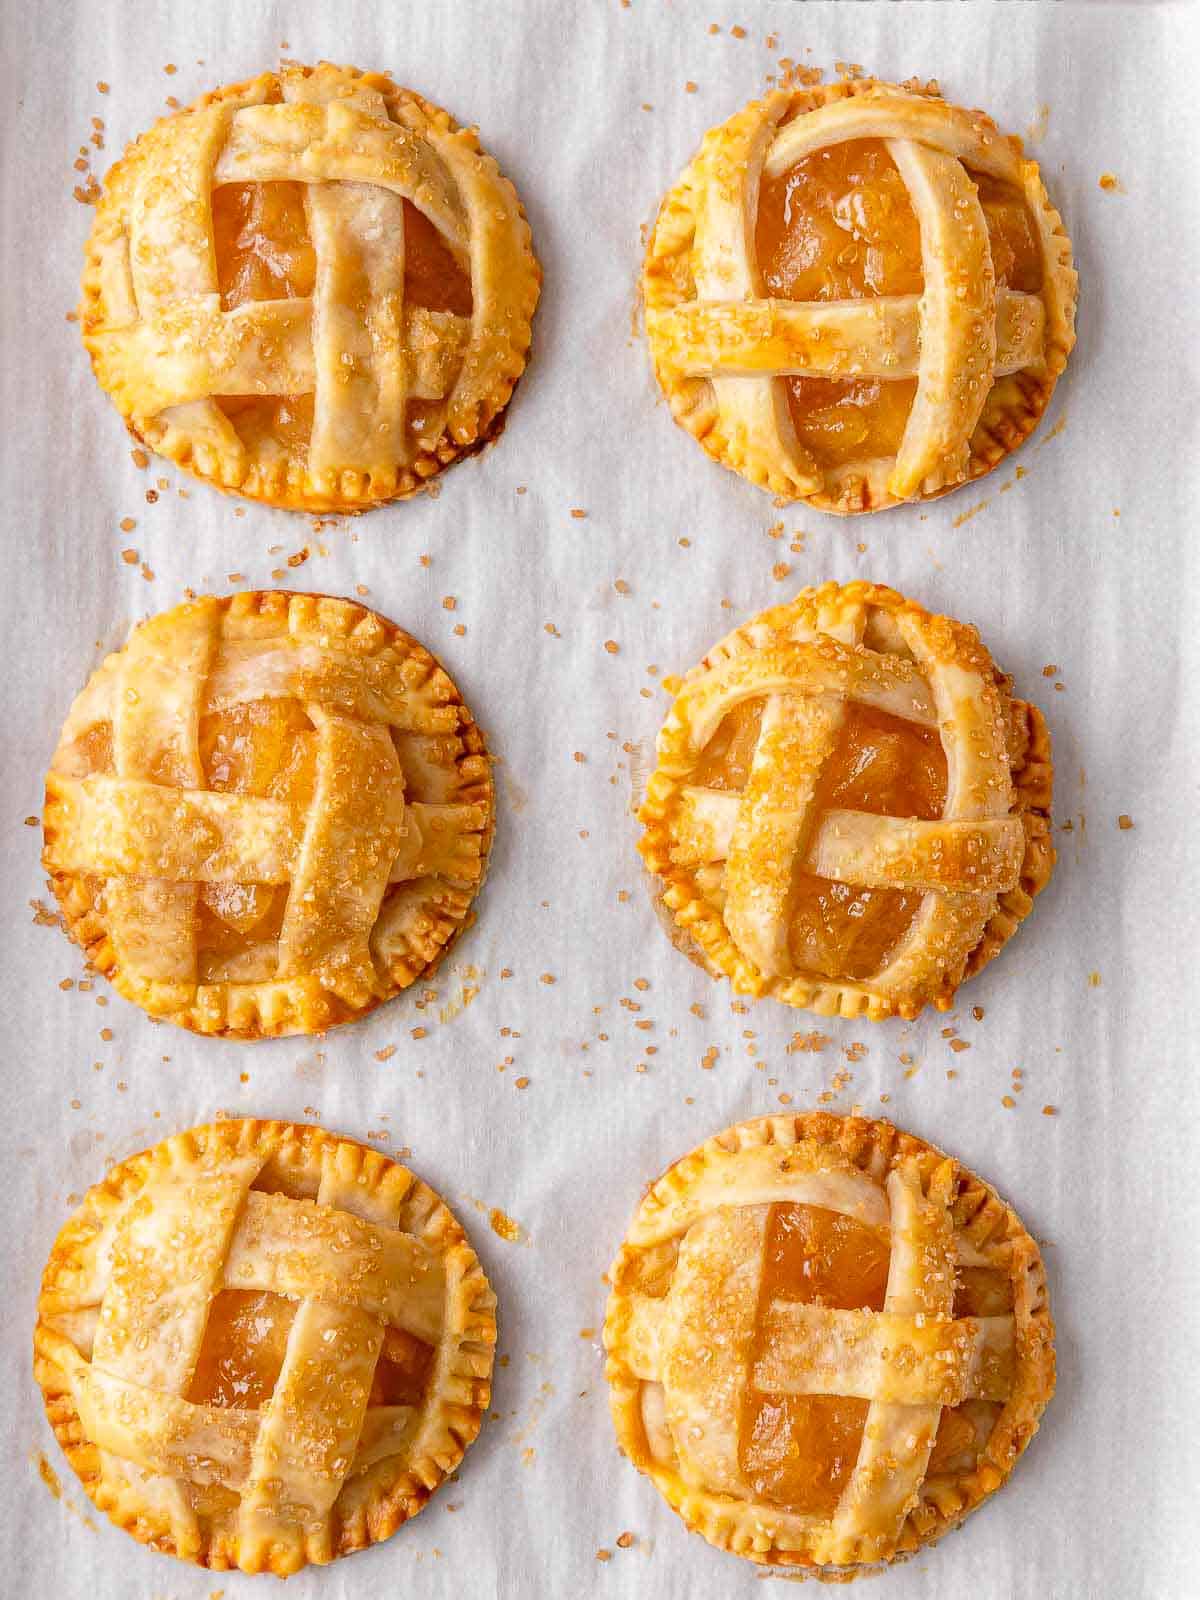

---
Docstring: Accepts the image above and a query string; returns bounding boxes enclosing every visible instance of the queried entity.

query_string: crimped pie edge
[33,1117,498,1575]
[42,589,495,1039]
[642,77,1077,514]
[80,62,542,513]
[603,1110,1055,1573]
[637,579,1055,1020]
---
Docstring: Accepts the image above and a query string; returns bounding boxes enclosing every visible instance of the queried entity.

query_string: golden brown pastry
[639,581,1054,1019]
[643,78,1075,512]
[605,1112,1054,1573]
[34,1119,496,1575]
[42,591,492,1037]
[81,62,540,511]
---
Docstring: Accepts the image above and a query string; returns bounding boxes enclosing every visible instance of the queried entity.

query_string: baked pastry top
[643,78,1076,513]
[43,591,492,1037]
[605,1113,1054,1574]
[639,581,1054,1020]
[34,1119,496,1575]
[81,61,540,512]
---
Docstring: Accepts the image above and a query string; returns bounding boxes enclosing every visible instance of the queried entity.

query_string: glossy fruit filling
[402,202,473,317]
[926,1398,1004,1476]
[972,171,1043,295]
[193,700,317,973]
[954,1264,1014,1318]
[209,179,472,462]
[789,701,948,979]
[213,181,317,308]
[72,696,422,980]
[739,1202,888,1513]
[757,139,925,304]
[738,1202,1001,1511]
[754,136,1042,468]
[187,1288,435,1411]
[695,698,948,979]
[188,1289,297,1409]
[370,1325,437,1406]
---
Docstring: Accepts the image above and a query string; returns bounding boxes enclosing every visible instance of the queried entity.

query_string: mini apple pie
[81,61,540,511]
[605,1112,1055,1573]
[643,78,1076,512]
[34,1118,497,1575]
[42,591,492,1037]
[639,581,1054,1019]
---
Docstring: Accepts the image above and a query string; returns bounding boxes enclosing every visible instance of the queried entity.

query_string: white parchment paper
[2,2,1198,1596]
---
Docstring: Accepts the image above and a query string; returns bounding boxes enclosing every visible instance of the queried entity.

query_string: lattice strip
[91,1165,261,1392]
[693,97,822,495]
[106,598,217,982]
[864,612,1014,996]
[275,706,407,1002]
[87,301,467,418]
[886,140,996,497]
[89,298,312,414]
[305,180,409,476]
[670,790,1022,895]
[661,1207,768,1497]
[725,693,841,977]
[762,90,1023,183]
[128,93,268,471]
[212,103,468,254]
[753,1304,1014,1405]
[46,775,295,882]
[824,1163,956,1563]
[237,1145,408,1562]
[44,775,484,888]
[809,811,1022,893]
[222,1190,445,1342]
[651,288,1042,381]
[722,608,865,977]
[59,636,463,740]
[627,1145,889,1249]
[74,1367,414,1495]
[50,775,478,884]
[80,1366,259,1488]
[675,640,937,755]
[405,101,518,445]
[203,639,463,730]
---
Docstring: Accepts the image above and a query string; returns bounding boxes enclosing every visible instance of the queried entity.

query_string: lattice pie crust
[639,581,1054,1019]
[81,62,540,511]
[34,1119,496,1575]
[605,1113,1054,1573]
[43,591,492,1037]
[643,78,1076,513]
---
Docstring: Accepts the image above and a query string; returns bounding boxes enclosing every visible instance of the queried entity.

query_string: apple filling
[740,1202,888,1514]
[694,699,949,979]
[68,687,452,980]
[187,1288,435,1411]
[189,700,315,977]
[187,1288,297,1409]
[739,1202,1007,1513]
[755,135,1043,468]
[209,177,472,464]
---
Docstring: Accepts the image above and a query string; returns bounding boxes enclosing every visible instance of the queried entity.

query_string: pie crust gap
[638,580,1054,1020]
[42,590,493,1038]
[604,1111,1054,1574]
[34,1118,497,1576]
[81,61,541,512]
[642,77,1076,513]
